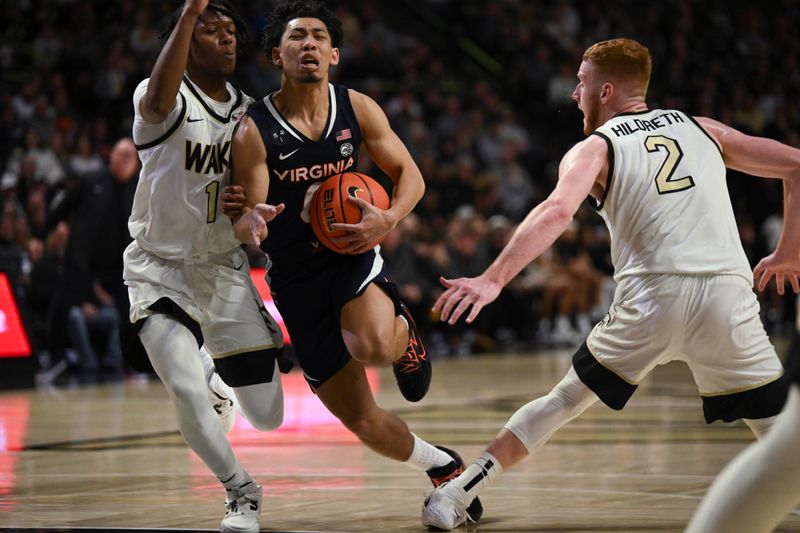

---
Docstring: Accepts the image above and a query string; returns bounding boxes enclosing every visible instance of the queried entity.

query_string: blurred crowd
[0,0,795,376]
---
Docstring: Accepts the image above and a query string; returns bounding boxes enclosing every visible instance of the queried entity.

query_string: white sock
[199,347,217,381]
[404,433,453,471]
[208,370,234,401]
[446,452,503,507]
[398,314,411,347]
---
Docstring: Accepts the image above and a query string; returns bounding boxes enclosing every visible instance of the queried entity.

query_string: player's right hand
[753,250,800,294]
[433,275,502,325]
[235,203,285,245]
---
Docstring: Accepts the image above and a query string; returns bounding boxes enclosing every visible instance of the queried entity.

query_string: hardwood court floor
[0,351,798,533]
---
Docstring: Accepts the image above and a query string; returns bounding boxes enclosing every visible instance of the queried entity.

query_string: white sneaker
[209,389,236,433]
[421,484,469,530]
[221,484,262,533]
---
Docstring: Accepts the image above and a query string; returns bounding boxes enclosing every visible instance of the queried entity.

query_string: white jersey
[130,76,254,261]
[592,109,751,281]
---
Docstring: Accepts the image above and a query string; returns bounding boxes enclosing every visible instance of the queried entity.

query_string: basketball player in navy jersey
[125,2,286,531]
[226,0,481,519]
[420,38,800,530]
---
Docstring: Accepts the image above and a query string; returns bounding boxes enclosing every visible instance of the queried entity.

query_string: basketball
[310,172,391,254]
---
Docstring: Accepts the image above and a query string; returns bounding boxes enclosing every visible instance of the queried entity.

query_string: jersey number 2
[644,135,695,195]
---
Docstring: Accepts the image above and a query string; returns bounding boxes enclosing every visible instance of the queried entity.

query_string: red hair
[583,38,651,95]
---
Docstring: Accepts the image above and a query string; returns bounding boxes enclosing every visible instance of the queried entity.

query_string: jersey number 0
[645,135,696,195]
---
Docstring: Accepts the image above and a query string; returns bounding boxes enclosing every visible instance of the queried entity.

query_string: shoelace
[225,492,256,514]
[397,336,425,372]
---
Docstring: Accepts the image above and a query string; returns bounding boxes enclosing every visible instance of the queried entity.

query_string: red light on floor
[0,274,31,358]
[249,267,291,344]
[228,367,380,445]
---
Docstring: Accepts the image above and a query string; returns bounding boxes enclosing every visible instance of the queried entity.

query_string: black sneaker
[392,303,431,402]
[426,446,483,523]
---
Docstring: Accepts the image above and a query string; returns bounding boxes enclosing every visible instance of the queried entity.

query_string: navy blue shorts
[267,246,395,388]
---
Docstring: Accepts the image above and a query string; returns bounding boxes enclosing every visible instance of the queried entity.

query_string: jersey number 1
[644,135,695,195]
[205,181,219,223]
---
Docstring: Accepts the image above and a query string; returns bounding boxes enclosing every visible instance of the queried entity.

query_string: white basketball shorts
[123,241,284,386]
[575,273,785,421]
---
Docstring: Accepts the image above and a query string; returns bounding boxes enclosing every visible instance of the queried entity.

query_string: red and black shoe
[426,446,484,523]
[392,303,431,402]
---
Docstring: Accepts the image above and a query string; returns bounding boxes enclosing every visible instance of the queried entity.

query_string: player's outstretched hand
[235,203,284,245]
[433,275,502,325]
[329,196,394,254]
[221,185,245,219]
[754,250,800,294]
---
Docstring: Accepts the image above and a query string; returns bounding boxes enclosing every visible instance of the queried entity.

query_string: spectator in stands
[42,137,139,375]
[28,223,68,368]
[0,197,28,298]
[3,0,799,357]
[66,279,123,372]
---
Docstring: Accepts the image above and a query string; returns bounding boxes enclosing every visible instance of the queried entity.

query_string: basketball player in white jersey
[420,38,800,530]
[124,2,285,532]
[686,295,800,533]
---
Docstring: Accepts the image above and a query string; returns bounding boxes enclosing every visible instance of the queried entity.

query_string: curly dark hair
[261,1,343,54]
[160,1,249,46]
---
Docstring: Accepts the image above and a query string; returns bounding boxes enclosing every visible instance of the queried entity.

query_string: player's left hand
[221,185,245,219]
[329,196,395,254]
[753,251,800,294]
[432,275,502,325]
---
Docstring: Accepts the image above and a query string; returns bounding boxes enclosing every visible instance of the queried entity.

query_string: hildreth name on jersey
[185,140,231,175]
[273,156,355,182]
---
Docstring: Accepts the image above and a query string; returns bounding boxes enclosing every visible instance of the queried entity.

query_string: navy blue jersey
[247,84,361,259]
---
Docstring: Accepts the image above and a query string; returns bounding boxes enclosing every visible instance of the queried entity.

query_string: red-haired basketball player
[226,0,482,522]
[422,37,800,529]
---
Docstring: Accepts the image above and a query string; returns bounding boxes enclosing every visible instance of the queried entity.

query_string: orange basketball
[310,172,391,254]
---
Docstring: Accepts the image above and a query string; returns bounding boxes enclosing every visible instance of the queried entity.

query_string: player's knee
[552,368,597,412]
[168,382,207,414]
[349,335,394,366]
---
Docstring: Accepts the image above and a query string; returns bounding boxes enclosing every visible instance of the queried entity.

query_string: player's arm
[139,0,207,123]
[331,89,425,254]
[230,116,283,245]
[697,116,800,293]
[434,135,607,324]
